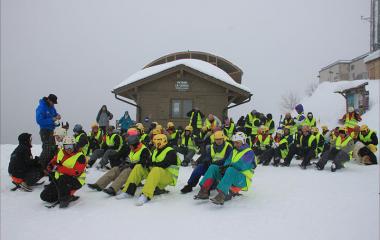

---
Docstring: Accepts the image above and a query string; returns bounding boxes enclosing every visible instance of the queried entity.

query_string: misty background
[1,0,370,144]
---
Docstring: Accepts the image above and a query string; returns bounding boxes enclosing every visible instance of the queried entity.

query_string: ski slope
[1,144,378,240]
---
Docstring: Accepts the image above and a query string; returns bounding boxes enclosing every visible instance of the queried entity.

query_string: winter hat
[266,113,272,120]
[18,133,32,145]
[73,124,83,133]
[127,135,140,145]
[348,107,354,113]
[47,94,58,104]
[295,104,304,114]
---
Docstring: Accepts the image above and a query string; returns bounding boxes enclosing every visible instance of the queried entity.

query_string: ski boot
[103,187,116,196]
[210,191,225,205]
[194,187,209,200]
[180,185,193,194]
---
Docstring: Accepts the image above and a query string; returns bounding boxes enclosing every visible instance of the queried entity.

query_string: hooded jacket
[8,133,39,178]
[36,97,59,130]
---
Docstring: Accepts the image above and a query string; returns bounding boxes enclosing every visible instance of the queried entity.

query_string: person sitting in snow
[135,123,150,146]
[73,124,89,157]
[281,125,316,169]
[304,112,317,127]
[272,129,289,167]
[264,113,275,135]
[339,106,361,134]
[311,127,325,157]
[40,136,86,208]
[8,133,44,192]
[180,130,233,194]
[282,113,296,136]
[357,124,378,165]
[166,121,179,147]
[116,134,180,206]
[88,128,151,196]
[222,117,236,140]
[253,126,274,165]
[315,127,354,172]
[194,132,256,205]
[174,125,198,167]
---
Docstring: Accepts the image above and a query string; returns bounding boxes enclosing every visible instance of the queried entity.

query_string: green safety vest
[75,133,89,156]
[231,148,254,191]
[140,133,148,142]
[296,113,305,126]
[168,130,178,141]
[336,136,353,160]
[89,130,102,142]
[54,149,86,185]
[314,133,324,154]
[224,123,235,139]
[304,117,316,127]
[279,138,289,159]
[106,133,123,152]
[265,119,275,134]
[210,142,229,162]
[257,134,271,148]
[359,131,375,145]
[300,135,316,147]
[284,118,297,135]
[181,133,197,151]
[344,113,358,129]
[244,113,254,129]
[128,144,148,164]
[190,112,203,129]
[152,146,181,186]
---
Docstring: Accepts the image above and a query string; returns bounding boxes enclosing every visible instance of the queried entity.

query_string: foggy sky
[1,0,370,144]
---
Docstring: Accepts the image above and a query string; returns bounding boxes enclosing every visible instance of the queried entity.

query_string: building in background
[112,51,252,127]
[335,82,370,114]
[318,54,369,83]
[364,49,380,79]
[370,0,380,51]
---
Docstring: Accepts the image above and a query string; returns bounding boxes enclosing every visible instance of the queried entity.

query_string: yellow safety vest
[224,123,235,139]
[75,133,89,156]
[54,149,86,185]
[106,133,123,152]
[210,142,229,162]
[128,144,148,164]
[152,146,181,186]
[168,130,178,141]
[279,138,289,159]
[359,131,375,145]
[304,117,316,127]
[231,148,254,191]
[257,134,271,148]
[336,136,353,160]
[181,133,197,151]
[265,119,274,134]
[140,133,148,142]
[344,114,358,129]
[190,112,203,129]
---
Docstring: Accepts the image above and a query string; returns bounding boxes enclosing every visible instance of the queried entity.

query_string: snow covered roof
[364,49,380,63]
[114,59,251,93]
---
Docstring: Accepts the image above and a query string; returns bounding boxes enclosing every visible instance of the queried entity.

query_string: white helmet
[231,132,247,144]
[62,136,76,145]
[348,106,354,113]
[54,127,67,137]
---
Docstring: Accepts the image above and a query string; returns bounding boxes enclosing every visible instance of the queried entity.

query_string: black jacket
[8,133,40,179]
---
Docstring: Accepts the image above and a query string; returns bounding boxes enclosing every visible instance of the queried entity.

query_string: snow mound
[114,59,251,93]
[299,79,379,133]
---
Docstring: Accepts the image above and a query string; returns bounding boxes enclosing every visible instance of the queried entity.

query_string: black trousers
[40,175,82,203]
[39,129,56,169]
[284,144,314,166]
[358,147,378,165]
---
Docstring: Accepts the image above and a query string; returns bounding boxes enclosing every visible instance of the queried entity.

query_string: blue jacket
[35,98,58,130]
[119,111,134,130]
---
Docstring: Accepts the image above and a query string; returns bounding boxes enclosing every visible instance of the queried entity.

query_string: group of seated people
[7,107,378,208]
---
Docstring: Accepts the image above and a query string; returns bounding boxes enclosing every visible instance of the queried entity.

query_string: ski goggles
[63,144,75,151]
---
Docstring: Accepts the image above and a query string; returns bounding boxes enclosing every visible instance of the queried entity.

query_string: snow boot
[116,192,133,199]
[194,187,209,200]
[210,191,225,205]
[87,183,102,191]
[59,196,71,208]
[331,163,337,172]
[103,187,116,196]
[180,185,193,194]
[136,194,149,206]
[154,188,169,195]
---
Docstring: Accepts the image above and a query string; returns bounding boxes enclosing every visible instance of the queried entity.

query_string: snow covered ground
[1,144,379,240]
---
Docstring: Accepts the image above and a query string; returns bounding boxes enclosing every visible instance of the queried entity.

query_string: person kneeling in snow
[117,134,180,206]
[8,133,44,192]
[40,136,86,208]
[194,132,256,205]
[315,127,354,172]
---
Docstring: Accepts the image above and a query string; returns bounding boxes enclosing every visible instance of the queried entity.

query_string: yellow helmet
[185,125,193,132]
[152,128,162,135]
[311,127,319,133]
[135,123,145,132]
[153,134,167,149]
[91,123,99,129]
[155,125,163,131]
[360,124,369,132]
[167,122,175,128]
[321,125,328,131]
[201,126,208,132]
[213,131,225,140]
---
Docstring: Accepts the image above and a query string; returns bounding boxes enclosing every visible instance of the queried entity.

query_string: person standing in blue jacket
[118,111,134,134]
[35,94,61,168]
